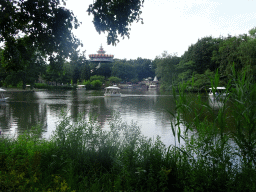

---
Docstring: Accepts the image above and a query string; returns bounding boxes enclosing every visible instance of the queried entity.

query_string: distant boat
[209,87,228,99]
[0,88,9,102]
[148,84,157,90]
[104,85,121,97]
[77,85,86,90]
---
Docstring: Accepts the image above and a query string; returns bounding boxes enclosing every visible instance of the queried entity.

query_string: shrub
[90,75,105,82]
[91,80,102,89]
[108,76,121,84]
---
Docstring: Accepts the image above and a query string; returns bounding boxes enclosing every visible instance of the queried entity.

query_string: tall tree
[70,50,90,84]
[91,62,113,78]
[154,52,180,90]
[2,36,46,88]
[133,58,154,81]
[1,0,80,88]
[176,36,222,84]
[111,60,137,82]
[212,35,244,79]
[45,55,65,86]
[237,35,256,81]
[0,48,7,86]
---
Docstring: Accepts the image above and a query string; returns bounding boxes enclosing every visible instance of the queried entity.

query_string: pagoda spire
[97,44,106,54]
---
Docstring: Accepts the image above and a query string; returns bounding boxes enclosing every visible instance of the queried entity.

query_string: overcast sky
[66,0,256,60]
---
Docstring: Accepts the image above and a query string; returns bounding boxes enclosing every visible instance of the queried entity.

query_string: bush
[34,83,48,89]
[90,75,105,82]
[91,80,102,90]
[84,80,92,89]
[108,76,121,84]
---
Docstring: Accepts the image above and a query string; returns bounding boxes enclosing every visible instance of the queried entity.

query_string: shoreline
[1,88,35,93]
[1,88,49,93]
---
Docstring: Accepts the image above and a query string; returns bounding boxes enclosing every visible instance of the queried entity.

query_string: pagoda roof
[89,44,114,62]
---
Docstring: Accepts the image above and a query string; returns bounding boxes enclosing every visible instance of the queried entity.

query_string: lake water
[0,89,188,146]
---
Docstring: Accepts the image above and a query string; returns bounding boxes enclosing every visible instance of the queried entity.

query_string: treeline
[0,42,155,89]
[1,28,256,90]
[154,27,256,90]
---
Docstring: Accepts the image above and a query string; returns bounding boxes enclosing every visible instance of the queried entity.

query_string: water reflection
[208,97,224,109]
[0,90,181,146]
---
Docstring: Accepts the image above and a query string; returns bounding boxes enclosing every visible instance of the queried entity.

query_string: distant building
[89,45,114,63]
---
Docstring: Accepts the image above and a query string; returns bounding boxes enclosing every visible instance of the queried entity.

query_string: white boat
[0,88,9,102]
[77,85,86,90]
[104,85,121,97]
[148,84,157,90]
[209,87,228,99]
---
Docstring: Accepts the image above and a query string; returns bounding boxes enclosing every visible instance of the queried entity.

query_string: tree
[90,62,113,78]
[45,55,65,86]
[0,48,7,86]
[108,76,122,84]
[2,36,46,88]
[69,50,89,84]
[59,61,72,85]
[133,58,154,81]
[87,0,144,45]
[212,35,244,79]
[192,69,215,90]
[1,0,80,88]
[236,35,256,81]
[191,36,222,73]
[154,52,180,90]
[1,0,80,57]
[178,37,221,76]
[111,60,137,82]
[176,36,222,85]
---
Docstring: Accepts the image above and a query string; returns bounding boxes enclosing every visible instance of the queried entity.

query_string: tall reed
[168,66,256,191]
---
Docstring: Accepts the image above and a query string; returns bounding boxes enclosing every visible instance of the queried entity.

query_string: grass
[0,68,256,191]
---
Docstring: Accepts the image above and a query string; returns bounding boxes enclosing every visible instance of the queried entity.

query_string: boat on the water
[209,87,228,99]
[104,85,121,97]
[77,85,86,90]
[148,84,157,90]
[0,88,9,102]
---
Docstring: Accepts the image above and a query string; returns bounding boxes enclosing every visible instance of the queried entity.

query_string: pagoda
[89,45,114,62]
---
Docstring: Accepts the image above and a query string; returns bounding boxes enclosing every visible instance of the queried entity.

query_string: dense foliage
[87,0,144,45]
[0,0,80,88]
[154,30,256,91]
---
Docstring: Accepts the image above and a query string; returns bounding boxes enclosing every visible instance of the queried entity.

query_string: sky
[66,0,256,60]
